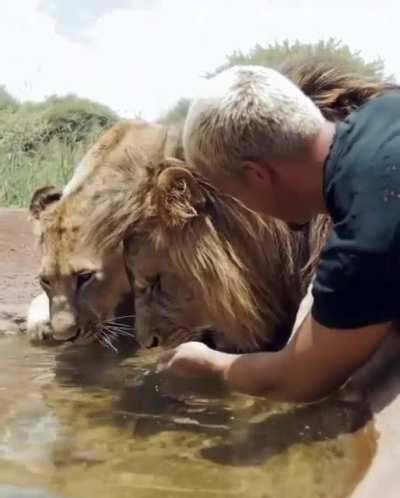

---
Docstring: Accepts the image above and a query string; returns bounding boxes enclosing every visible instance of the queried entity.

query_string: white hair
[183,65,324,174]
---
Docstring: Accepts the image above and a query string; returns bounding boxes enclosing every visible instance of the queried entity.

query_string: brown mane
[144,165,308,349]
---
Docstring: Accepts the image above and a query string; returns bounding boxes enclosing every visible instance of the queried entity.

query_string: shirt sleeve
[311,191,400,329]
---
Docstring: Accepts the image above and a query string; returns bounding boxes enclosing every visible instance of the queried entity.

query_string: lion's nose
[51,312,79,341]
[137,325,161,349]
[149,336,160,348]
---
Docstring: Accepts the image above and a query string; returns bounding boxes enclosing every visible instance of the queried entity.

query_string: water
[0,335,376,498]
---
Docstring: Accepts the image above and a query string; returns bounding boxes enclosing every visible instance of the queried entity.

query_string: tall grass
[0,126,103,208]
[0,96,116,208]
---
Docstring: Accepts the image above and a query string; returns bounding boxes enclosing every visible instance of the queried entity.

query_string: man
[160,65,399,402]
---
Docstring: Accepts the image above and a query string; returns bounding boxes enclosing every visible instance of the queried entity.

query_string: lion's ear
[155,165,206,227]
[30,186,62,220]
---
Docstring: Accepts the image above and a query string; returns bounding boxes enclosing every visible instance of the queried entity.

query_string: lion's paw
[26,293,54,342]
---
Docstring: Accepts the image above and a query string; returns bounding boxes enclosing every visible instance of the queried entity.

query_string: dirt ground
[0,209,40,330]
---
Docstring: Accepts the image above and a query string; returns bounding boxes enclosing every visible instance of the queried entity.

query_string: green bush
[0,94,117,207]
[0,124,102,208]
[158,98,191,127]
[0,85,18,111]
[39,95,117,144]
[209,38,386,78]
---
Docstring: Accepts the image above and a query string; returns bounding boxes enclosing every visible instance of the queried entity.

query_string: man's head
[183,65,328,223]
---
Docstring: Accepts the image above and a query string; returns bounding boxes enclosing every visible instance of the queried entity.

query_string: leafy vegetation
[0,93,117,207]
[209,38,386,79]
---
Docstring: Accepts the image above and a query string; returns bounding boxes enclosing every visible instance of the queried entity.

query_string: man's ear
[30,186,62,220]
[155,164,206,227]
[243,160,272,184]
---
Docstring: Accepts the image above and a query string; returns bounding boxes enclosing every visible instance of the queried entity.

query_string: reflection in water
[0,335,376,498]
[0,485,61,498]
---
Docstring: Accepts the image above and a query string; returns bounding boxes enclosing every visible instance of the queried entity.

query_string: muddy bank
[0,209,40,332]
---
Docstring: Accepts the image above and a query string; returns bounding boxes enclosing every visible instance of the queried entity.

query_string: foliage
[209,38,387,79]
[0,94,117,207]
[38,95,117,143]
[158,98,191,126]
[0,85,18,111]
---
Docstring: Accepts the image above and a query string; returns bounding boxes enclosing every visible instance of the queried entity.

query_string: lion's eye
[76,271,94,289]
[39,276,51,288]
[135,284,146,294]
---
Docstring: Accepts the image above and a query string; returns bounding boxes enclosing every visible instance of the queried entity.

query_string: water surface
[0,335,376,498]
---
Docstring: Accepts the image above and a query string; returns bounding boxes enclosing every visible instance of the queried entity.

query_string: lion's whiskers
[94,318,137,352]
[95,327,119,353]
[109,313,136,321]
[103,321,136,337]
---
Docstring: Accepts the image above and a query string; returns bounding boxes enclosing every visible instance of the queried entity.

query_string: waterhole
[0,335,376,498]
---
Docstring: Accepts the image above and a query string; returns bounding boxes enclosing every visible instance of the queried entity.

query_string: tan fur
[85,62,397,352]
[29,120,181,345]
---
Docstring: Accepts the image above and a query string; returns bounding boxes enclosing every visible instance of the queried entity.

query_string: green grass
[0,99,115,208]
[1,137,83,208]
[0,127,104,208]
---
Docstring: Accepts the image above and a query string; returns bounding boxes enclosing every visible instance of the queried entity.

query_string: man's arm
[159,315,391,402]
[225,314,390,401]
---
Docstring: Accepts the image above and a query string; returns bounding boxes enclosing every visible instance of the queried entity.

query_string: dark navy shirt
[312,92,400,329]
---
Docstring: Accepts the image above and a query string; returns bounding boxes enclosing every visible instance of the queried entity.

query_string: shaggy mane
[146,172,307,350]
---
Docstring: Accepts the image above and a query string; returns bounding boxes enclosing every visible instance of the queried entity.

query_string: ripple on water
[0,336,377,498]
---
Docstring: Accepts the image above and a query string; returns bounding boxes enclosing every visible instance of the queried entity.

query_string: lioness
[28,120,182,346]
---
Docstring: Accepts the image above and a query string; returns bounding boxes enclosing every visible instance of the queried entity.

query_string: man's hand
[158,341,235,378]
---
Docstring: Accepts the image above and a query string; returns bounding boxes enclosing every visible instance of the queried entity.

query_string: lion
[27,120,182,347]
[123,164,327,351]
[85,62,398,352]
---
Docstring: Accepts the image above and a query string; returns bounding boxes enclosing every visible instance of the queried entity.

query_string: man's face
[204,163,313,224]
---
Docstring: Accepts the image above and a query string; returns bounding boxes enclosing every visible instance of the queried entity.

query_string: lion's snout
[137,329,161,349]
[51,311,79,341]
